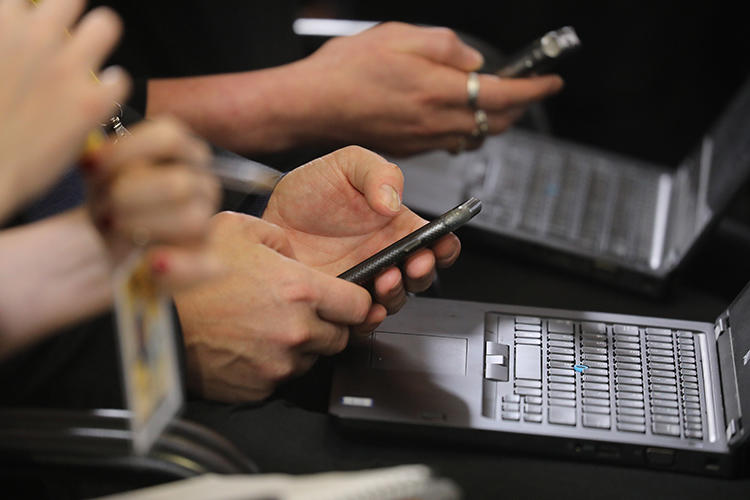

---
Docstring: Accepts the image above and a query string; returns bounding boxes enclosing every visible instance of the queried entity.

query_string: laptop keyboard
[484,313,705,440]
[465,136,658,263]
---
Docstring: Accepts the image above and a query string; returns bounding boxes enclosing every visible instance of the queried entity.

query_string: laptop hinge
[715,313,744,445]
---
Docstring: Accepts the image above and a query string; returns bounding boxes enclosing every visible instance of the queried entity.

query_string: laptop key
[549,390,576,400]
[548,406,576,426]
[549,368,575,377]
[583,368,609,376]
[617,422,646,433]
[685,430,703,439]
[652,406,679,416]
[550,360,574,369]
[515,330,542,339]
[615,362,641,371]
[502,394,521,403]
[615,384,642,393]
[650,384,677,393]
[617,342,641,350]
[549,346,575,355]
[549,382,576,392]
[649,356,674,364]
[652,422,680,436]
[614,324,639,335]
[525,396,543,405]
[650,369,676,377]
[646,341,672,350]
[583,413,611,429]
[549,398,576,407]
[615,348,641,357]
[617,406,645,416]
[581,322,606,334]
[514,387,542,396]
[581,346,607,355]
[501,411,521,421]
[548,333,574,342]
[549,375,575,383]
[616,355,641,364]
[652,399,679,409]
[515,338,542,346]
[616,369,642,378]
[583,405,610,415]
[548,320,574,333]
[653,391,678,401]
[582,354,608,362]
[582,397,609,407]
[617,399,644,408]
[582,390,609,400]
[617,392,643,401]
[652,414,680,424]
[615,376,642,386]
[645,328,671,336]
[582,382,609,391]
[686,422,703,431]
[617,414,646,424]
[582,375,609,384]
[515,380,542,389]
[515,345,541,380]
[516,316,541,325]
[648,350,674,358]
[524,413,543,423]
[550,354,575,362]
[501,402,520,412]
[524,404,543,414]
[583,361,609,369]
[516,323,542,332]
[650,376,676,385]
[583,340,608,349]
[549,340,574,349]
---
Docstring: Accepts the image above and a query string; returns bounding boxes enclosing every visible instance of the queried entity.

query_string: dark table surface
[186,217,750,500]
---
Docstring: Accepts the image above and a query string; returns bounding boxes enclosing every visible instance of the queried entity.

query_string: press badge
[113,251,182,455]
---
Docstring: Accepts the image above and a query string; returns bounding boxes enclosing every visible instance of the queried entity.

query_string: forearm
[0,207,113,358]
[146,60,330,155]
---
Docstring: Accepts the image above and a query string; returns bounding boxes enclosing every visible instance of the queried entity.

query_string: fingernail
[151,255,169,274]
[98,65,128,87]
[379,184,401,213]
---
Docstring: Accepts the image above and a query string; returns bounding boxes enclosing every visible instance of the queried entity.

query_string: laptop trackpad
[371,332,467,376]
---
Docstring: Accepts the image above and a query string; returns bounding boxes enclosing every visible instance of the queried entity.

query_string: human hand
[173,211,372,402]
[0,0,130,221]
[291,22,563,156]
[263,146,461,331]
[84,118,222,292]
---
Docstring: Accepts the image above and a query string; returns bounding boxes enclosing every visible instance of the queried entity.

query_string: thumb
[338,146,405,217]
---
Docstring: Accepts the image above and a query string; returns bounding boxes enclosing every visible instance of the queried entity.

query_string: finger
[402,248,437,293]
[337,146,405,216]
[65,7,122,70]
[93,118,211,177]
[147,246,225,293]
[312,268,372,325]
[114,197,216,244]
[431,233,461,268]
[372,267,408,315]
[107,162,219,213]
[351,303,388,336]
[299,318,350,357]
[477,74,564,110]
[396,24,484,71]
[239,214,296,258]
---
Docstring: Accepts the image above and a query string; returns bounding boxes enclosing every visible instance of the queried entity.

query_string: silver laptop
[394,79,750,292]
[330,281,750,476]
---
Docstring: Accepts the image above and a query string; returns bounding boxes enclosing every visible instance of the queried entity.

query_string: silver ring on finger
[466,71,480,109]
[472,109,489,140]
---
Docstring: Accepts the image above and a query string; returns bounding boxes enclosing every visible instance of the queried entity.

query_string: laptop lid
[718,280,750,449]
[662,78,750,270]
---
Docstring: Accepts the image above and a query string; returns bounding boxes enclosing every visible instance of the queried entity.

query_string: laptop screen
[706,78,750,212]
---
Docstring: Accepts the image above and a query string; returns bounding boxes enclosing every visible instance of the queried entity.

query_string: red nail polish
[151,256,169,274]
[79,154,100,175]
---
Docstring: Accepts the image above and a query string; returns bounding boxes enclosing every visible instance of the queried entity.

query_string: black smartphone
[338,198,481,287]
[496,26,581,78]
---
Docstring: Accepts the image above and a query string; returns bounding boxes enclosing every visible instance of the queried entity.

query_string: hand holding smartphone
[338,198,481,287]
[496,26,581,78]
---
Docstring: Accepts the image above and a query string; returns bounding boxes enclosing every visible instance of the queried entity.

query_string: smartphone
[338,198,482,287]
[496,26,580,78]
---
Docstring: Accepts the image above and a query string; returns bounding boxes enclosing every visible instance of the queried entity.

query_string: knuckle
[284,324,313,347]
[262,359,296,383]
[277,278,317,305]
